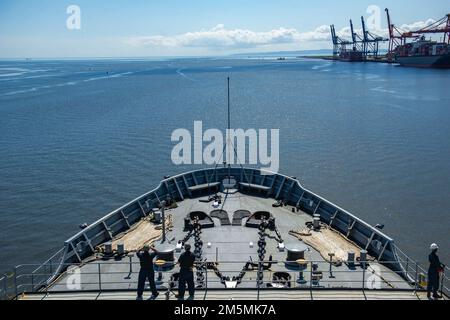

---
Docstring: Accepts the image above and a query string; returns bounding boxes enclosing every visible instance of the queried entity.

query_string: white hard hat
[430,243,439,250]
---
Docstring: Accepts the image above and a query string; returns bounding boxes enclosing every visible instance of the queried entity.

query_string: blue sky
[0,0,448,58]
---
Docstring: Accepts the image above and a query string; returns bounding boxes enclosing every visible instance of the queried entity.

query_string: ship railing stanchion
[2,273,8,300]
[98,263,102,292]
[125,254,133,280]
[2,273,7,300]
[405,257,409,279]
[45,267,50,298]
[31,271,34,292]
[204,261,208,301]
[414,262,419,291]
[4,274,8,300]
[129,254,133,276]
[440,267,446,298]
[309,261,313,291]
[362,262,366,291]
[13,266,18,299]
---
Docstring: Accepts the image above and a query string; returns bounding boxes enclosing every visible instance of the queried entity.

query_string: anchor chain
[257,219,269,286]
[193,217,206,287]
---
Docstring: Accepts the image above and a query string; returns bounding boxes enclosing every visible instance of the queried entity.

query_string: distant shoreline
[299,55,393,64]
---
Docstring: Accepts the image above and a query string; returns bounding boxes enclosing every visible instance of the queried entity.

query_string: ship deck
[44,191,416,298]
[20,289,433,301]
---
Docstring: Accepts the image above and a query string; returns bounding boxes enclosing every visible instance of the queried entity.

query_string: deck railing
[393,245,427,283]
[2,167,448,301]
[0,275,6,300]
[393,244,449,298]
[5,258,448,300]
[444,266,450,298]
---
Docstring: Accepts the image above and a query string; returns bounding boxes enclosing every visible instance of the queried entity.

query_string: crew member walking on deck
[427,243,445,300]
[136,245,159,300]
[177,243,196,300]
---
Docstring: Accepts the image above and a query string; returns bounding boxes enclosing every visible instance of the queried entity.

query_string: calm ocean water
[0,58,449,274]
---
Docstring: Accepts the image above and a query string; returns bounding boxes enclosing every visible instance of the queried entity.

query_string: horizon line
[0,49,333,61]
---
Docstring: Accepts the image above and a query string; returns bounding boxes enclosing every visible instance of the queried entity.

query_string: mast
[227,77,231,178]
[227,77,230,133]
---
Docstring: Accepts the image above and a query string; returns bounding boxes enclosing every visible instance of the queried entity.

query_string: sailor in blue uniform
[427,243,445,300]
[136,245,159,300]
[176,244,196,300]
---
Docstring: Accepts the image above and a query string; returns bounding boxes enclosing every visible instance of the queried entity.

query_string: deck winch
[285,243,308,267]
[154,243,176,271]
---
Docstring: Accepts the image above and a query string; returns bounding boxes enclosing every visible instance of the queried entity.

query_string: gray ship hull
[396,54,450,68]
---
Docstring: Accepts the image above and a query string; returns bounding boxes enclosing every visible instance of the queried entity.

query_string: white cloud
[398,19,436,32]
[346,19,437,39]
[127,19,438,51]
[298,25,332,42]
[128,24,309,50]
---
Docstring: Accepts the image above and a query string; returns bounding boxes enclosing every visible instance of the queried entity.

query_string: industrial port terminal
[305,8,450,68]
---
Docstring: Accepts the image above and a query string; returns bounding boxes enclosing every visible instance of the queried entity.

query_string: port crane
[330,24,353,58]
[331,19,387,60]
[385,8,450,61]
[349,19,364,52]
[385,9,450,60]
[385,8,420,60]
[360,16,388,58]
[408,13,450,44]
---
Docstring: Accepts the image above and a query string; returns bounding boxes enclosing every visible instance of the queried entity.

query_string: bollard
[360,250,368,266]
[313,217,320,230]
[348,251,355,268]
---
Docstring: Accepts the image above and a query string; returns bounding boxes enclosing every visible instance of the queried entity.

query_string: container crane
[361,16,388,58]
[408,13,450,43]
[349,19,364,52]
[385,9,450,68]
[385,8,419,60]
[330,24,353,58]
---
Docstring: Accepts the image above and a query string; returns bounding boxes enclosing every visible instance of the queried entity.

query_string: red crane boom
[406,14,450,43]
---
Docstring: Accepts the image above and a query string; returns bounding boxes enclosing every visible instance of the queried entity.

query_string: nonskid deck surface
[20,290,433,301]
[49,192,412,293]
